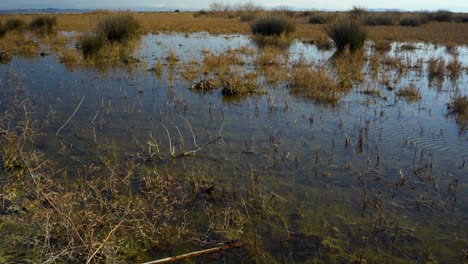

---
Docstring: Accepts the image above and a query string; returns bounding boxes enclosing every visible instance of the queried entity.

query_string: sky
[1,0,467,12]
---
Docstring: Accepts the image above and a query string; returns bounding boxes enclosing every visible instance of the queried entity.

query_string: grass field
[1,11,468,44]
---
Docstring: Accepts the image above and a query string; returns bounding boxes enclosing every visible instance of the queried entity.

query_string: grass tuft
[96,11,140,43]
[29,16,57,35]
[324,18,367,52]
[289,62,345,103]
[5,18,26,31]
[77,33,106,57]
[397,83,421,100]
[250,15,295,37]
[448,96,468,126]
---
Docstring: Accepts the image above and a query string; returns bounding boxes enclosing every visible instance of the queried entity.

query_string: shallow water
[1,33,467,262]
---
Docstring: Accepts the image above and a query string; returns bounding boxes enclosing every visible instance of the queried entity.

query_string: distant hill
[0,7,197,15]
[0,8,90,14]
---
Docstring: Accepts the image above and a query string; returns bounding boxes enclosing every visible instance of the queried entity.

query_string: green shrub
[77,33,105,57]
[324,18,367,52]
[29,16,57,34]
[96,12,140,43]
[250,16,295,36]
[364,13,394,26]
[5,18,26,31]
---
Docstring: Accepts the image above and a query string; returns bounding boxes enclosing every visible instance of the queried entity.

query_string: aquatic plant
[324,18,367,52]
[397,83,421,100]
[428,57,445,79]
[77,33,106,57]
[96,11,140,43]
[58,48,82,65]
[29,15,57,35]
[373,41,392,52]
[446,57,462,80]
[448,96,468,126]
[289,62,344,103]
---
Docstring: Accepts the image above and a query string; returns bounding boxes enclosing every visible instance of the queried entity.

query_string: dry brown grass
[397,83,421,100]
[58,48,82,65]
[0,31,39,56]
[1,12,467,44]
[448,96,468,128]
[289,61,345,103]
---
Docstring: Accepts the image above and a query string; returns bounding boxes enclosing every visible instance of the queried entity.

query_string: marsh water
[1,33,468,262]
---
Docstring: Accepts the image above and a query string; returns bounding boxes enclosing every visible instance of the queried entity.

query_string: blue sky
[1,0,467,12]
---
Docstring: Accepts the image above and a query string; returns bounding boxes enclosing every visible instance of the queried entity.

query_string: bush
[364,13,394,26]
[399,14,427,26]
[5,18,26,31]
[430,10,453,22]
[77,33,105,57]
[250,16,295,37]
[96,12,140,43]
[29,16,57,34]
[324,18,367,52]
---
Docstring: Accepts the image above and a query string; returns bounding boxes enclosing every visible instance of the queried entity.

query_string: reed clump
[448,96,468,126]
[397,83,421,100]
[250,15,295,37]
[5,18,26,31]
[77,33,106,57]
[446,57,462,80]
[76,12,140,58]
[96,11,140,43]
[289,62,344,103]
[29,15,57,35]
[221,71,259,96]
[324,16,367,52]
[428,57,445,79]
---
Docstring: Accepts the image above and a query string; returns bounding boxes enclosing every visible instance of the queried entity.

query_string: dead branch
[141,241,248,264]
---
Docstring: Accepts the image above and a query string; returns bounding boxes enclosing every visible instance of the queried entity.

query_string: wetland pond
[1,32,468,263]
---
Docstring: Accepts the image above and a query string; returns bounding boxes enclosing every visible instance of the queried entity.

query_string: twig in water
[141,241,248,264]
[56,96,85,136]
